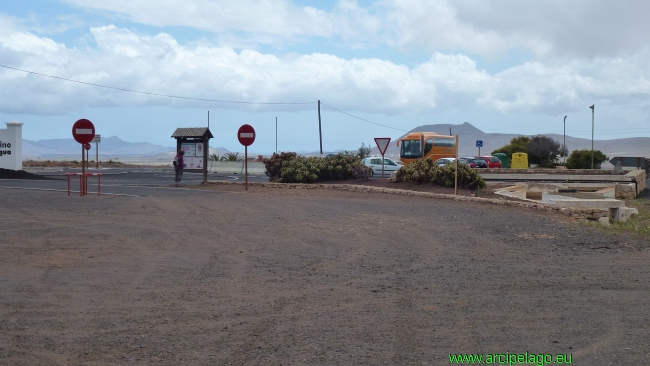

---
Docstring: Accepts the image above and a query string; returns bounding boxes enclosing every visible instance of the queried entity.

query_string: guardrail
[66,172,102,196]
[208,161,266,174]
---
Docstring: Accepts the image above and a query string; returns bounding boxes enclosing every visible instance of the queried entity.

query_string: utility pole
[589,105,594,169]
[275,117,278,155]
[563,115,567,164]
[318,100,323,155]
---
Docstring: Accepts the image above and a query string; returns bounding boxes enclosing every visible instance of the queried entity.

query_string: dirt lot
[1,185,649,365]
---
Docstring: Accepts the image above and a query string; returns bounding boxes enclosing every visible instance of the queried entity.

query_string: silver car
[434,157,456,167]
[362,157,403,176]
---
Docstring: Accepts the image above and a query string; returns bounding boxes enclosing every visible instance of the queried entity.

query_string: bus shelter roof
[171,127,213,139]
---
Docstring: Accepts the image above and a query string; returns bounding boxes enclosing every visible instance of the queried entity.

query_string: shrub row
[393,158,486,189]
[263,152,373,183]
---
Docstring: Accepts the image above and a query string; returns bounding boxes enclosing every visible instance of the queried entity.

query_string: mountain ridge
[372,122,650,159]
[23,136,230,158]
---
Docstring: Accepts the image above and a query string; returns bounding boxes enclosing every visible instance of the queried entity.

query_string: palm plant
[220,152,243,161]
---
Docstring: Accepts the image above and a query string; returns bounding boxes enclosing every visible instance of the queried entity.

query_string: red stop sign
[72,119,95,144]
[237,124,255,146]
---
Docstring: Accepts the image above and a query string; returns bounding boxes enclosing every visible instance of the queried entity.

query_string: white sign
[374,138,391,156]
[183,156,204,169]
[92,134,101,143]
[0,121,23,170]
[181,143,196,156]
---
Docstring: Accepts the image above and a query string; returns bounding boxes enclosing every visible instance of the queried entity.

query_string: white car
[362,157,403,176]
[434,157,456,167]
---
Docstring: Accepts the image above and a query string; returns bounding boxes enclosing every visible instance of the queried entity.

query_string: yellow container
[511,152,529,169]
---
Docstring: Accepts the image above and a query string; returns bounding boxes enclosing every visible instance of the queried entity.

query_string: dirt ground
[1,185,649,365]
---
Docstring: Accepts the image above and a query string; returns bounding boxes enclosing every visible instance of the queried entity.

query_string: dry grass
[23,159,137,168]
[610,194,650,238]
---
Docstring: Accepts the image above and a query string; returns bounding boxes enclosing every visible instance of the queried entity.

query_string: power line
[0,64,316,105]
[320,102,408,132]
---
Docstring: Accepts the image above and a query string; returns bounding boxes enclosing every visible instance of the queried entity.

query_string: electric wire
[320,102,408,132]
[2,64,648,138]
[0,64,316,105]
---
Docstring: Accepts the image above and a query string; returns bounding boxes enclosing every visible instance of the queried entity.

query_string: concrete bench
[542,194,636,222]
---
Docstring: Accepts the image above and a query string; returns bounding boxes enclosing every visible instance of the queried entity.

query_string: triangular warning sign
[374,138,391,155]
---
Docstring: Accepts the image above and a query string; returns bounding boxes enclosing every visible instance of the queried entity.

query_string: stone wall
[616,169,647,199]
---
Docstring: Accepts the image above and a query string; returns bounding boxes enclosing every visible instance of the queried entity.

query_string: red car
[474,156,502,169]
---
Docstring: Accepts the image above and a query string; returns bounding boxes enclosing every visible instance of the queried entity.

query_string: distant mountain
[370,122,650,159]
[23,136,230,159]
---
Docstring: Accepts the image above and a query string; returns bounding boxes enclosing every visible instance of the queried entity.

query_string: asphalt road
[1,167,394,197]
[0,167,269,197]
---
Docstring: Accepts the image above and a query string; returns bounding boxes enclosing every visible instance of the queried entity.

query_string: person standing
[174,150,185,187]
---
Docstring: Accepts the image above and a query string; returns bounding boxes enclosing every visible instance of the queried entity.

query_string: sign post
[92,134,101,169]
[455,135,459,195]
[72,119,95,196]
[374,138,391,178]
[237,124,256,191]
[476,140,483,156]
[84,143,91,170]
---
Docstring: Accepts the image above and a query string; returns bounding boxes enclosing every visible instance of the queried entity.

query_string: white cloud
[452,0,650,58]
[381,0,551,57]
[61,0,381,46]
[57,0,650,61]
[0,24,649,118]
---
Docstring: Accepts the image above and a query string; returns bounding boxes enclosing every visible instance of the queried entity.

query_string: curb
[204,181,608,220]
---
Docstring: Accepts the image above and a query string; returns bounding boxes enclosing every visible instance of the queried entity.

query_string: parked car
[474,156,502,169]
[433,157,456,167]
[361,157,403,176]
[458,157,477,168]
[471,158,488,169]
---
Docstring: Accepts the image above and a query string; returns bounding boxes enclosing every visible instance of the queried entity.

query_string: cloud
[442,0,650,58]
[57,0,650,61]
[0,24,649,117]
[61,0,381,46]
[381,0,551,58]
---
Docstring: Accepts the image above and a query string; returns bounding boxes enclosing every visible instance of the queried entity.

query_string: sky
[1,0,649,153]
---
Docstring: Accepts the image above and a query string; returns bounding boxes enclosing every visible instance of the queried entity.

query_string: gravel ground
[0,186,649,365]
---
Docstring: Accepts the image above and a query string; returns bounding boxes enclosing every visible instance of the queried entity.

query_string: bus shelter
[171,127,213,183]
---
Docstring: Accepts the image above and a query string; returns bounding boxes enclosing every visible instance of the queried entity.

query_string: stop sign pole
[72,119,95,196]
[237,124,256,191]
[84,143,91,171]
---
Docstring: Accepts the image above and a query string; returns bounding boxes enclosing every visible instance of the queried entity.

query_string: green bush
[565,149,608,169]
[262,152,372,183]
[393,158,486,189]
[263,152,297,182]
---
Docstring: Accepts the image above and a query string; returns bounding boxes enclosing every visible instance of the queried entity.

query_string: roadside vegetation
[609,196,650,238]
[565,149,608,169]
[393,158,486,190]
[23,159,125,167]
[263,151,372,183]
[491,136,563,168]
[491,136,608,169]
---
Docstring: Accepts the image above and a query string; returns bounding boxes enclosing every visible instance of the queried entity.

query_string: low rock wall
[205,181,609,221]
[616,169,647,199]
